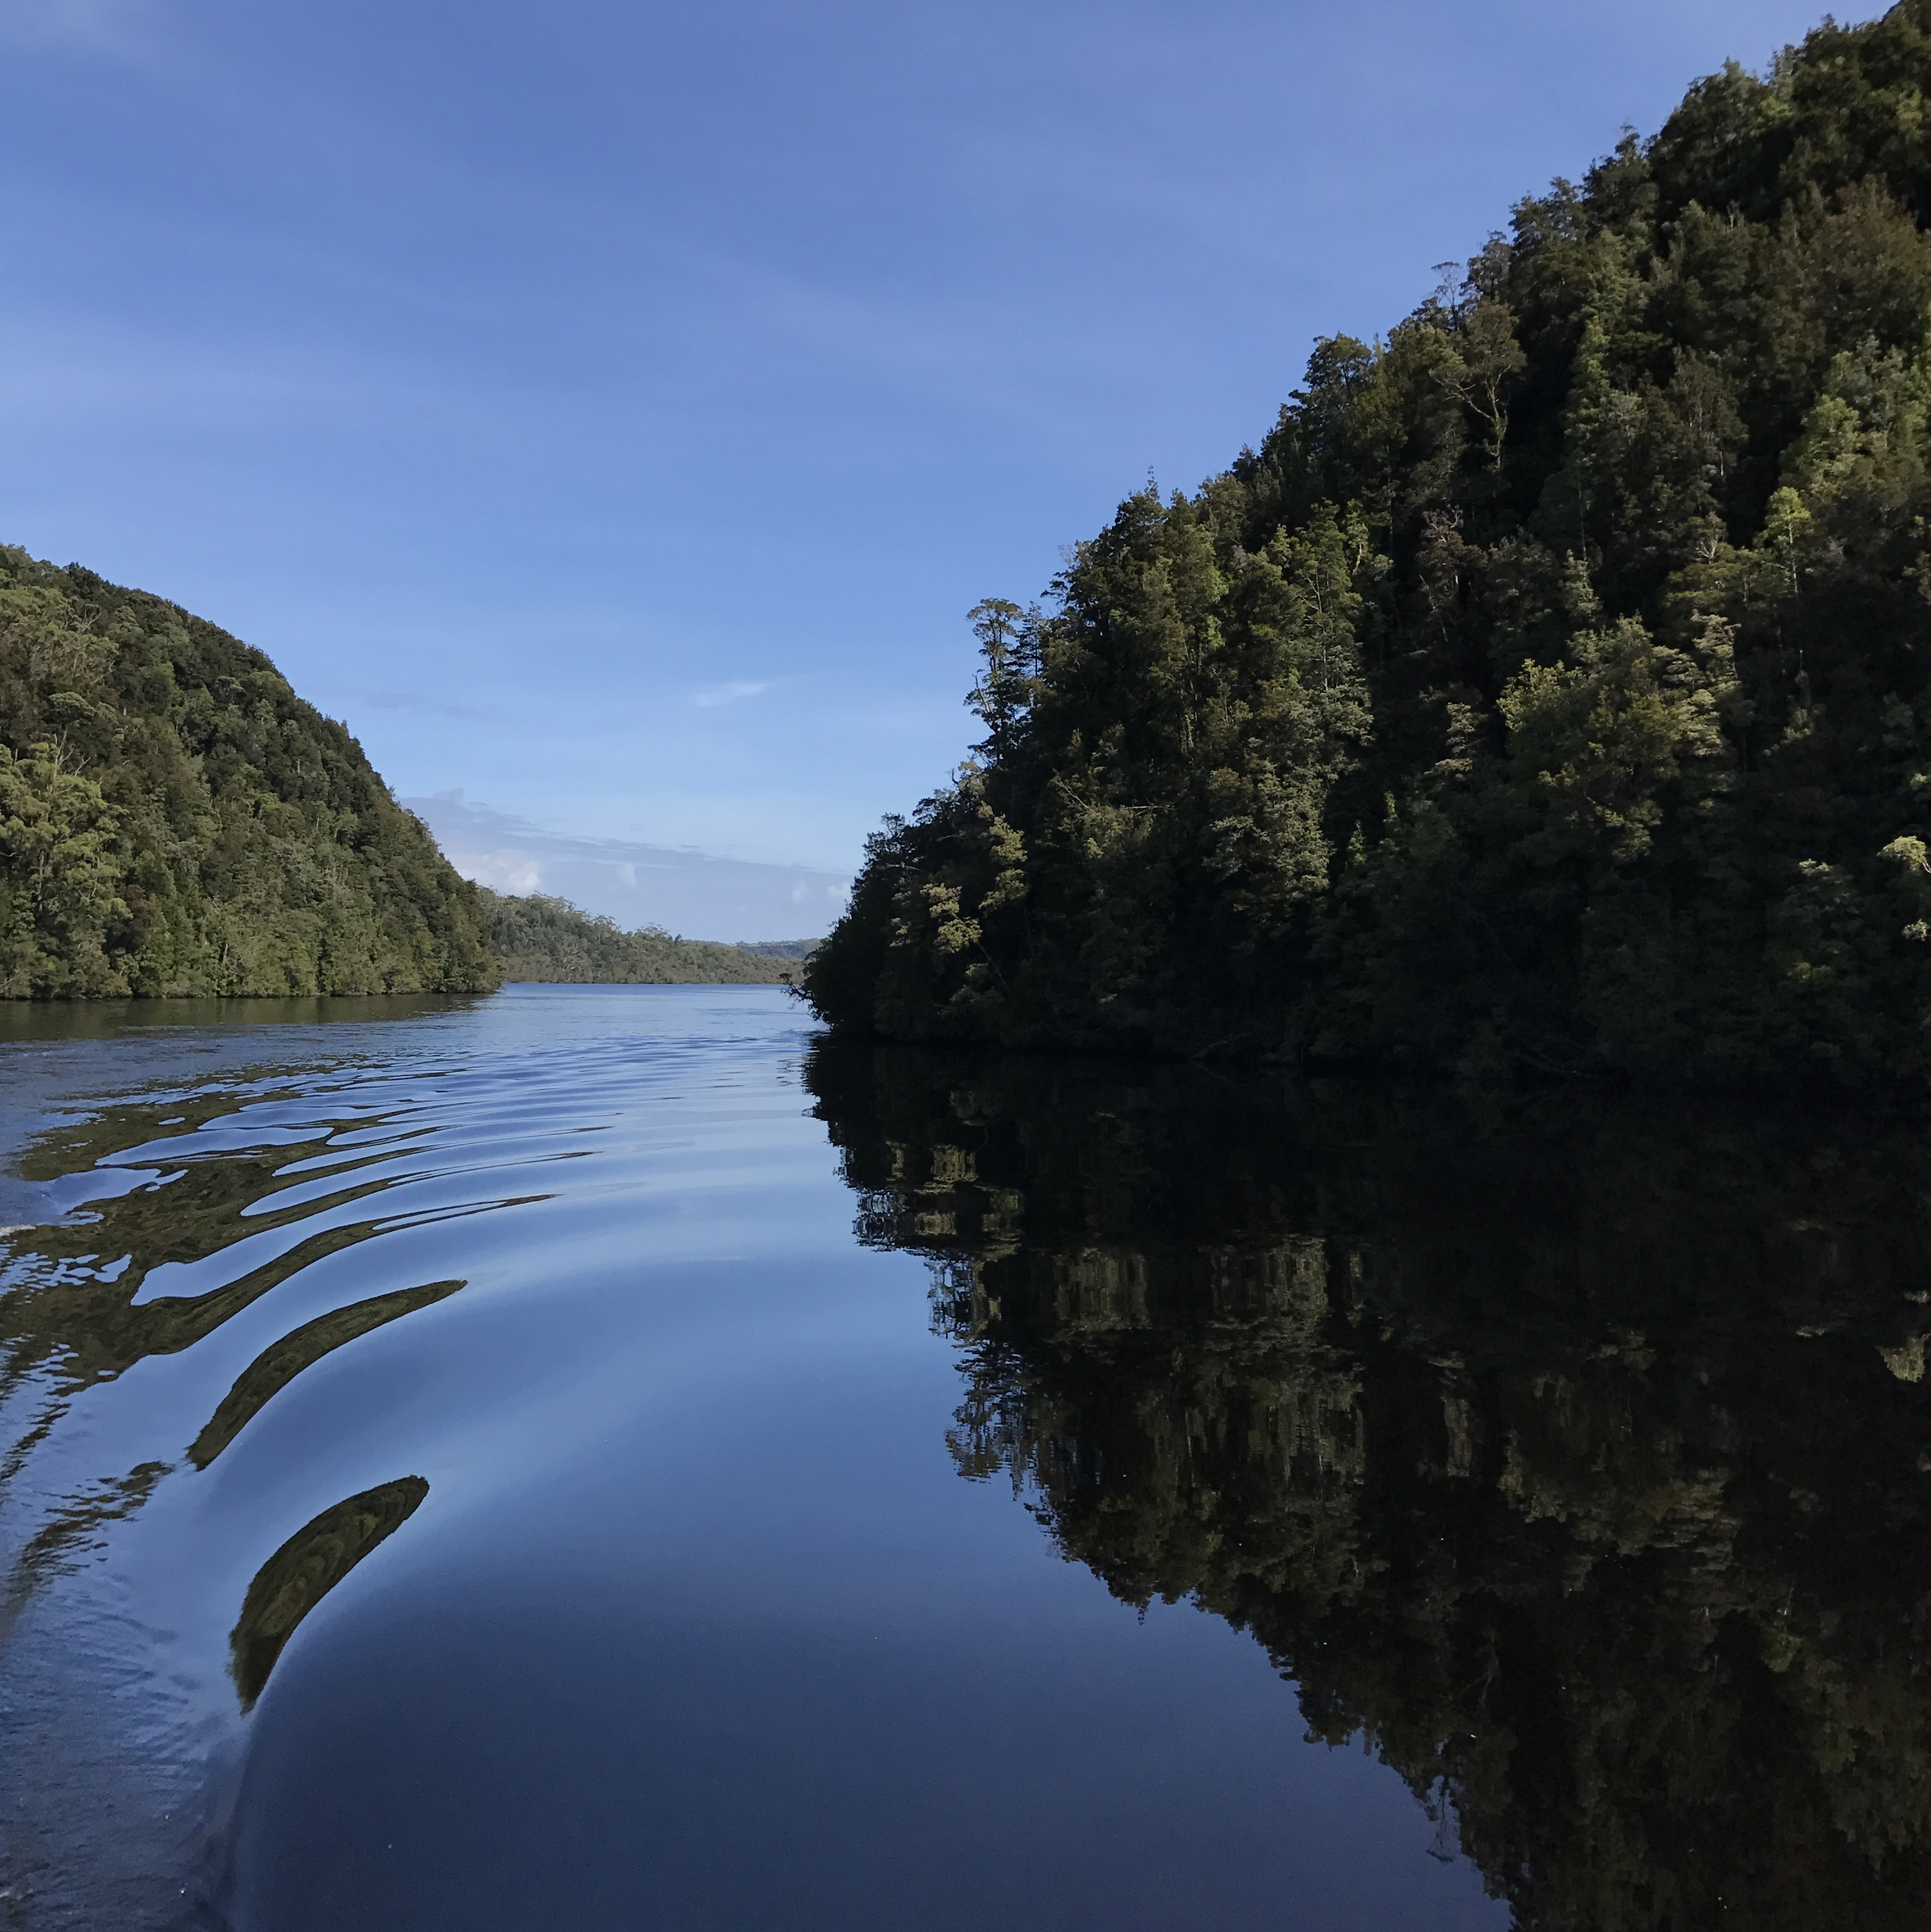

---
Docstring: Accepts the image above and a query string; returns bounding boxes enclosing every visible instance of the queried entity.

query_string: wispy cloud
[692,678,769,708]
[402,794,851,942]
[359,689,489,721]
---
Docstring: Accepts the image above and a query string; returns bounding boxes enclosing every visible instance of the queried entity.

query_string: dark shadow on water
[188,1281,465,1469]
[0,1076,525,1639]
[0,1089,529,1569]
[0,995,487,1045]
[804,1038,1931,1932]
[230,1477,430,1712]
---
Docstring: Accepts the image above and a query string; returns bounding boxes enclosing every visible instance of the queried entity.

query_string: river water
[1,986,1927,1929]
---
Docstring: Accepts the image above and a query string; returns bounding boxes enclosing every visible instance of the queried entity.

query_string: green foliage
[0,742,126,994]
[477,887,802,983]
[808,3,1931,1081]
[0,547,498,998]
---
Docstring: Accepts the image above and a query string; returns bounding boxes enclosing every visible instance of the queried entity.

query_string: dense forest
[478,888,803,983]
[0,547,811,999]
[809,1044,1931,1929]
[806,3,1931,1083]
[0,548,497,997]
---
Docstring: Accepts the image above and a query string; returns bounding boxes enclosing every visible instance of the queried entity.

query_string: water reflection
[0,1081,542,1625]
[0,992,1508,1932]
[8,989,1925,1929]
[188,1282,463,1471]
[231,1477,429,1710]
[806,1042,1931,1931]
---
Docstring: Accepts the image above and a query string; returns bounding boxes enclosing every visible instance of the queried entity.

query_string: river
[1,985,1925,1929]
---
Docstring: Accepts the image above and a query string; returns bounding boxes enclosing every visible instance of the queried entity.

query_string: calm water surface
[1,987,1927,1929]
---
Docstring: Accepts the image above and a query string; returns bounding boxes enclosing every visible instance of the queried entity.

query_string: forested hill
[478,889,804,983]
[806,3,1931,1085]
[0,548,498,997]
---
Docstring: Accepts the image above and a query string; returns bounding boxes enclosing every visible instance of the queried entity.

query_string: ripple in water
[4,986,1925,1929]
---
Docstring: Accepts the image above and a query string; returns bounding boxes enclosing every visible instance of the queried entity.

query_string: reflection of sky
[0,0,1865,874]
[407,796,849,942]
[0,994,1507,1926]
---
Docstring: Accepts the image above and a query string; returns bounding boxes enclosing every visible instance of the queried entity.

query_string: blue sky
[0,0,1877,930]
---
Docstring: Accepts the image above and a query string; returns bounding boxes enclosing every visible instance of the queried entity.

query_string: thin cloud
[692,678,768,708]
[360,689,489,721]
[402,794,851,942]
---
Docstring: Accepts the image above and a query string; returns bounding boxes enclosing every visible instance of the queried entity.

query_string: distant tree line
[807,4,1931,1083]
[478,888,808,984]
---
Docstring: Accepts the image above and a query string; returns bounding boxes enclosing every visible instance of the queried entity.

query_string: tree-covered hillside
[0,548,497,997]
[807,4,1931,1083]
[478,888,801,983]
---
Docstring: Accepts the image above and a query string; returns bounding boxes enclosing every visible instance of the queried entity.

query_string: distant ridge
[478,888,803,983]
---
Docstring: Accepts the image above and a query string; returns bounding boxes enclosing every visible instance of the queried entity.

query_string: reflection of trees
[0,1085,532,1639]
[807,1042,1931,1930]
[230,1475,428,1710]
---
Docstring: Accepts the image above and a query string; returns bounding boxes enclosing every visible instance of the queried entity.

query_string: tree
[808,1,1931,1085]
[0,741,126,995]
